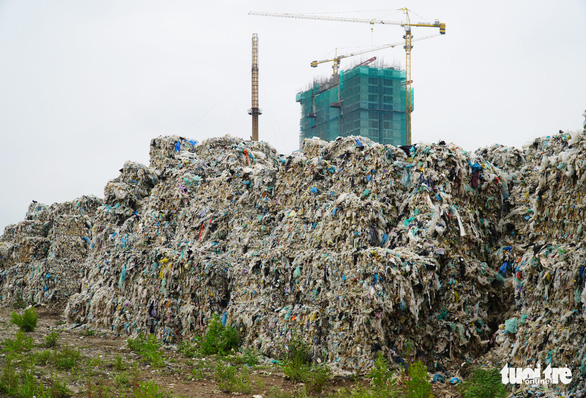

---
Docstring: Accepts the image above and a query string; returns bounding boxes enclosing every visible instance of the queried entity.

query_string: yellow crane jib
[249,9,446,145]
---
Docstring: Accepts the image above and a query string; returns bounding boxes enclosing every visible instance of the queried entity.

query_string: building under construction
[296,64,409,147]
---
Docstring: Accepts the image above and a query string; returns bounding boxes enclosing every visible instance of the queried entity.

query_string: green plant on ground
[80,328,96,337]
[190,359,210,381]
[54,345,82,370]
[242,347,260,366]
[45,330,59,348]
[197,314,241,356]
[3,330,34,353]
[330,386,381,398]
[306,363,331,394]
[282,335,312,382]
[178,340,198,358]
[127,333,165,367]
[86,379,114,398]
[460,367,507,398]
[280,335,331,393]
[133,380,170,398]
[48,377,71,398]
[224,347,260,367]
[33,350,53,366]
[114,371,131,388]
[214,360,252,394]
[0,362,47,398]
[367,353,398,396]
[10,307,38,332]
[0,358,18,394]
[405,360,432,398]
[113,353,128,371]
[266,386,296,398]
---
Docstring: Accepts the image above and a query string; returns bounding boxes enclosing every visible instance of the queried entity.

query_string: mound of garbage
[1,131,586,389]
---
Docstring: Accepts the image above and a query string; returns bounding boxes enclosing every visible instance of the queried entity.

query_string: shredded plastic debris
[2,132,586,395]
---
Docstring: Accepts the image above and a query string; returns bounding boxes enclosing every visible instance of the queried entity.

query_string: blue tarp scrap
[468,161,482,173]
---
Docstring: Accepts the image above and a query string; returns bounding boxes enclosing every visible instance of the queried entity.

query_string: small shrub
[113,353,128,371]
[45,330,59,348]
[190,359,210,381]
[0,358,18,394]
[198,314,241,356]
[405,360,432,398]
[368,353,397,392]
[3,330,34,353]
[134,380,169,398]
[214,361,252,394]
[178,340,197,358]
[266,386,296,398]
[460,367,507,398]
[243,347,260,366]
[282,335,312,382]
[10,307,38,332]
[81,328,96,337]
[127,333,165,367]
[224,348,259,367]
[54,345,82,370]
[306,364,331,394]
[114,371,130,388]
[34,349,53,366]
[15,366,47,398]
[49,378,72,398]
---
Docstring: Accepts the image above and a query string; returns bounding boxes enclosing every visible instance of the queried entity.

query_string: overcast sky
[1,0,585,232]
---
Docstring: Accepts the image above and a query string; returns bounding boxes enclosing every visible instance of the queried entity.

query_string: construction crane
[311,41,402,76]
[312,34,439,76]
[249,8,446,145]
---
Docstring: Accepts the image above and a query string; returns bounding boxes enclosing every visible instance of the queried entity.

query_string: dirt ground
[0,306,462,397]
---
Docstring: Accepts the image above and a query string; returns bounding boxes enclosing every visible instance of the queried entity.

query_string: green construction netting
[297,66,408,148]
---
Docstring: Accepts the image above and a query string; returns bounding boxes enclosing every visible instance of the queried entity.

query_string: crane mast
[249,9,445,145]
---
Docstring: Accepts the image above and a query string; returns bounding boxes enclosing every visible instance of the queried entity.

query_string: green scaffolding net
[296,65,408,148]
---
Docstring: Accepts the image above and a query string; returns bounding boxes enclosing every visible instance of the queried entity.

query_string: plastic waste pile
[481,131,586,392]
[2,131,586,386]
[45,135,511,373]
[0,196,101,304]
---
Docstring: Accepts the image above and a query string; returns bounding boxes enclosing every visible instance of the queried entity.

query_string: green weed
[0,362,47,398]
[10,307,38,332]
[367,353,397,396]
[405,360,432,398]
[33,350,53,366]
[54,345,82,370]
[3,330,34,353]
[266,386,296,398]
[178,340,198,358]
[133,380,169,398]
[127,333,165,367]
[282,335,312,383]
[114,371,131,388]
[80,328,96,337]
[306,363,331,394]
[48,377,71,398]
[190,359,210,381]
[214,361,252,394]
[197,314,241,356]
[113,353,128,371]
[45,330,59,348]
[460,367,507,398]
